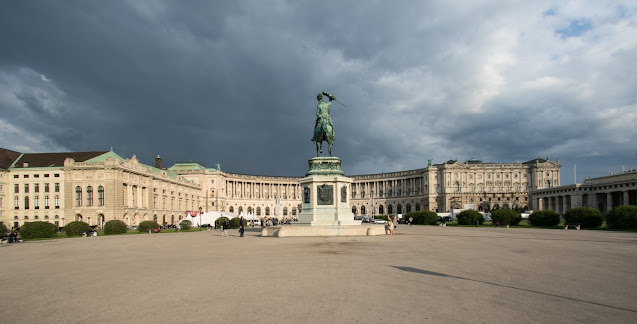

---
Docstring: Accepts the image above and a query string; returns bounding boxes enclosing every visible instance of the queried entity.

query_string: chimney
[155,155,162,169]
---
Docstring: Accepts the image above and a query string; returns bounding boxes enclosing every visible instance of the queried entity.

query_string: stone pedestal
[297,157,359,226]
[262,156,384,237]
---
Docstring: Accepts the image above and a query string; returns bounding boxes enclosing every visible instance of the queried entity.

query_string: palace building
[1,147,561,228]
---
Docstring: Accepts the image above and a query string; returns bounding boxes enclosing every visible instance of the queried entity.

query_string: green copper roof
[84,150,125,163]
[168,162,207,171]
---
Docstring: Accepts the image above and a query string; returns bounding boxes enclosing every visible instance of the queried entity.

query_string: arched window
[361,205,366,215]
[34,196,39,209]
[24,196,29,209]
[257,207,261,216]
[388,204,393,214]
[87,186,93,206]
[265,207,270,216]
[34,215,39,219]
[351,206,357,215]
[55,195,60,209]
[44,215,49,219]
[98,186,104,206]
[283,207,288,216]
[397,204,402,214]
[14,216,18,219]
[454,182,460,192]
[171,215,174,225]
[229,206,234,213]
[45,196,49,209]
[416,203,421,211]
[54,215,59,219]
[238,207,243,214]
[406,204,411,213]
[75,186,82,206]
[379,205,384,215]
[247,207,253,214]
[14,196,19,209]
[24,215,29,219]
[292,207,297,216]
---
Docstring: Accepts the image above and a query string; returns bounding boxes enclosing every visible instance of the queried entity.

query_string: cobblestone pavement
[2,226,636,323]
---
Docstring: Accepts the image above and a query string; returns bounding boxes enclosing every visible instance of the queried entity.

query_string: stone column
[607,192,613,213]
[624,191,629,206]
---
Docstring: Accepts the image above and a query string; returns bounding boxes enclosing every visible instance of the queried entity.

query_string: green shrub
[64,221,92,237]
[138,220,160,232]
[0,221,8,235]
[605,205,637,229]
[179,220,192,231]
[405,211,438,225]
[229,217,244,229]
[215,217,230,229]
[19,221,58,239]
[564,207,603,228]
[456,210,484,225]
[374,215,389,221]
[529,210,560,227]
[491,209,522,226]
[103,220,128,235]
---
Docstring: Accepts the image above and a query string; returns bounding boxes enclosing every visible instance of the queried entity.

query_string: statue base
[260,156,384,237]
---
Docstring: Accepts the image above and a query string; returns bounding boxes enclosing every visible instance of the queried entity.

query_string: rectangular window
[34,174,39,178]
[54,174,59,177]
[35,183,39,193]
[24,174,29,178]
[44,174,49,178]
[24,184,29,193]
[45,183,49,192]
[14,175,19,178]
[55,183,60,192]
[14,184,19,193]
[14,197,19,209]
[35,196,39,209]
[0,197,3,208]
[45,196,49,209]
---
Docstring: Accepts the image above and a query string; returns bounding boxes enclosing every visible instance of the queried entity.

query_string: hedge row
[490,209,522,226]
[605,205,637,229]
[64,221,91,237]
[104,220,128,235]
[405,211,438,225]
[19,221,58,239]
[457,210,484,225]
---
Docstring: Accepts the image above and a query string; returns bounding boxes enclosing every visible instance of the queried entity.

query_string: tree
[605,205,637,229]
[491,209,522,226]
[456,210,484,225]
[563,207,603,228]
[528,210,560,227]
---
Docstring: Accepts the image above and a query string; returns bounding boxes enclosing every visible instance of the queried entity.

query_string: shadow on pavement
[390,266,637,314]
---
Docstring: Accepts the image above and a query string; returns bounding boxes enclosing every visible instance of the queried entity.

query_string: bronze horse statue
[312,92,336,156]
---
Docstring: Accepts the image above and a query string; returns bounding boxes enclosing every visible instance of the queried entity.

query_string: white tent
[180,211,239,227]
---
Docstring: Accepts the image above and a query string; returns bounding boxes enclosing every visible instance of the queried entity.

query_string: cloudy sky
[1,1,636,184]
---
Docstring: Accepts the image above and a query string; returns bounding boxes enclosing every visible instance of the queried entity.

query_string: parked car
[130,226,138,230]
[361,216,371,223]
[373,219,387,224]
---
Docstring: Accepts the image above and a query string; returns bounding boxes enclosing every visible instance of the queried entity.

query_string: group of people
[3,230,21,243]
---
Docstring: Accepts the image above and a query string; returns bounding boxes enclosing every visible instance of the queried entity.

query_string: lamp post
[199,206,202,231]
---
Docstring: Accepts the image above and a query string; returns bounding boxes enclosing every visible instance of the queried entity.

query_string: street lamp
[199,206,202,231]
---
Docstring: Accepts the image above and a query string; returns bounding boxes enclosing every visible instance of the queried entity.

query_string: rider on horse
[312,91,336,156]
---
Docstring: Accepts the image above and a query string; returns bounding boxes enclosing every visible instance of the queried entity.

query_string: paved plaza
[1,225,636,323]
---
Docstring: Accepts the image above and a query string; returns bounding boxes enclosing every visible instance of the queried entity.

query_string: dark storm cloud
[1,1,636,183]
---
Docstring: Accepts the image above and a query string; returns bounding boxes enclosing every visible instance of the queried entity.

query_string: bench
[563,223,581,230]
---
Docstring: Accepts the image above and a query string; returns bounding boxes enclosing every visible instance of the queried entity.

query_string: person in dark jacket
[239,216,245,237]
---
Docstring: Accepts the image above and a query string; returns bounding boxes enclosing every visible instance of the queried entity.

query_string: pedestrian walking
[239,216,245,237]
[220,220,228,237]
